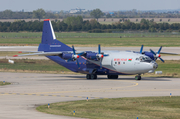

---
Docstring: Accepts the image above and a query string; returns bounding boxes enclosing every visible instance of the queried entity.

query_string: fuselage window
[123,62,125,64]
[115,62,117,64]
[118,62,120,64]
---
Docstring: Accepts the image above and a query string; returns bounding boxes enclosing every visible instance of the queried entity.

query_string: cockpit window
[139,56,152,62]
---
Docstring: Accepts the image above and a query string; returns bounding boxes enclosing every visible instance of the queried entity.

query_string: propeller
[150,46,164,62]
[140,45,143,54]
[67,45,80,68]
[96,44,104,69]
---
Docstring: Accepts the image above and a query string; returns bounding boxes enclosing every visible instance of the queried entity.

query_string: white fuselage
[97,51,158,74]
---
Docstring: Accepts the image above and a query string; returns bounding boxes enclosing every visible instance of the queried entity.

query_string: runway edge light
[73,111,75,115]
[170,93,172,98]
[3,81,5,84]
[87,97,88,101]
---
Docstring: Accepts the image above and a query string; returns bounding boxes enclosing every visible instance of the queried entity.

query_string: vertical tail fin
[38,19,72,52]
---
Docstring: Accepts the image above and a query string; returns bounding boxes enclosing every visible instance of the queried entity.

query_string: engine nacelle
[86,53,98,60]
[144,51,155,60]
[61,53,73,60]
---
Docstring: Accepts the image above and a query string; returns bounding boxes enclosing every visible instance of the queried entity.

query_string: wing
[155,52,178,55]
[13,51,108,57]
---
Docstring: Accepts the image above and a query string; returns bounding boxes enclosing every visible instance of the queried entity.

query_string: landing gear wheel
[86,74,97,79]
[135,75,141,80]
[94,74,97,79]
[90,74,95,79]
[86,74,91,79]
[107,75,118,79]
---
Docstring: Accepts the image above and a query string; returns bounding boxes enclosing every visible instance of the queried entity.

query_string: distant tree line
[1,8,180,20]
[0,17,180,32]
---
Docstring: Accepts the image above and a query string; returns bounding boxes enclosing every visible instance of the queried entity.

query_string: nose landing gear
[135,75,141,80]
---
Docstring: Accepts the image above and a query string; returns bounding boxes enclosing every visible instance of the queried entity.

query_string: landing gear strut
[135,75,141,80]
[107,75,118,79]
[86,74,97,79]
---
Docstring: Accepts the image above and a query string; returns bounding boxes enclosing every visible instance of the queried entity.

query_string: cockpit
[136,56,152,62]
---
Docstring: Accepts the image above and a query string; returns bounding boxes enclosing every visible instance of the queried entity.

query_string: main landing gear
[86,74,97,79]
[135,75,141,80]
[107,75,118,79]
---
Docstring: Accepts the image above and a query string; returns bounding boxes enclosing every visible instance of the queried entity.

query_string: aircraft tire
[90,74,97,79]
[86,74,91,79]
[135,76,141,80]
[113,75,118,79]
[94,74,97,79]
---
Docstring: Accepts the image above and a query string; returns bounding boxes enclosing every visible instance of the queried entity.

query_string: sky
[1,0,180,12]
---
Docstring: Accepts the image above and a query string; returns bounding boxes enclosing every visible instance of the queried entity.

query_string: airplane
[13,19,175,80]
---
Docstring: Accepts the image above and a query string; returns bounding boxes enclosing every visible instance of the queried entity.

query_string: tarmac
[0,72,180,119]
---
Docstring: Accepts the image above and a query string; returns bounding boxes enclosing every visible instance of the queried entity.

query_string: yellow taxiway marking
[29,80,139,94]
[0,92,105,99]
[0,94,11,95]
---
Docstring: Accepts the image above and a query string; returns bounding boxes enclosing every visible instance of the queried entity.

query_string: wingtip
[13,55,18,57]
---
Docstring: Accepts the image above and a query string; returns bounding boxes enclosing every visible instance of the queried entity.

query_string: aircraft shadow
[40,76,171,81]
[116,77,171,81]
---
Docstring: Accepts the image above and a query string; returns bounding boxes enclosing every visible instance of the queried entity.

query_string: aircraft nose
[153,62,158,69]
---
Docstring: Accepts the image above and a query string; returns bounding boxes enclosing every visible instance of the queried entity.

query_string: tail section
[38,19,72,52]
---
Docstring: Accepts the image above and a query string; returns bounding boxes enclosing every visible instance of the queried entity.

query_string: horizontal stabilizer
[13,52,63,57]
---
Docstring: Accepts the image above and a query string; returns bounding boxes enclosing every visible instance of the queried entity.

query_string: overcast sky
[1,0,180,11]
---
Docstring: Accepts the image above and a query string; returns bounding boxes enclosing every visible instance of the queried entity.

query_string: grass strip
[0,37,180,47]
[36,96,180,119]
[0,59,70,74]
[0,81,11,86]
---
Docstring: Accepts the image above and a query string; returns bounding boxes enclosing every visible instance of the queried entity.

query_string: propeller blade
[103,54,109,56]
[140,45,143,54]
[150,49,156,55]
[98,44,101,54]
[78,52,85,56]
[100,58,102,69]
[72,45,76,55]
[76,59,80,68]
[159,57,165,63]
[157,46,162,54]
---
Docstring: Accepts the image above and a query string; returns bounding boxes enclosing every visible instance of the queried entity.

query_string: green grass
[1,37,180,47]
[0,51,20,56]
[0,38,40,45]
[0,81,11,86]
[156,60,180,76]
[0,59,70,73]
[58,37,180,47]
[36,96,180,119]
[0,32,180,47]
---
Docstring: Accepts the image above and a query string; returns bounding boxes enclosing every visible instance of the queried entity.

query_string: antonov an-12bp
[13,19,174,80]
